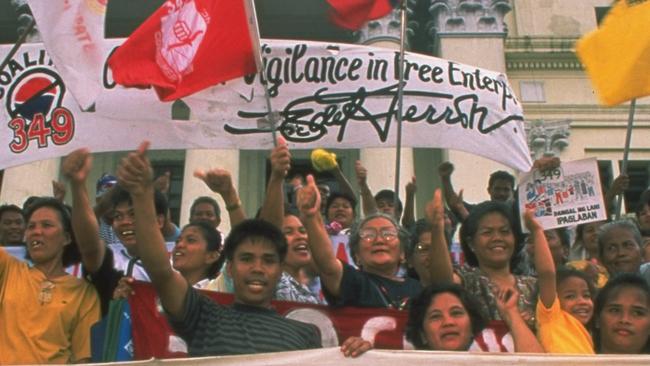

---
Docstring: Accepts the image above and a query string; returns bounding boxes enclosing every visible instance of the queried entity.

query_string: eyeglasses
[359,228,398,243]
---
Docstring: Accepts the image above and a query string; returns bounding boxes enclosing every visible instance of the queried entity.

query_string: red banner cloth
[108,0,256,101]
[129,282,408,359]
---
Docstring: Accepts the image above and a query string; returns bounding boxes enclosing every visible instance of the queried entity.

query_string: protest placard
[518,158,606,231]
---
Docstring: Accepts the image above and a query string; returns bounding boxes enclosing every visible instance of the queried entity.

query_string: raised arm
[355,160,377,216]
[494,286,545,353]
[62,148,105,273]
[259,137,290,228]
[117,141,187,318]
[194,168,246,228]
[298,174,344,296]
[525,211,555,309]
[438,162,468,221]
[402,176,416,227]
[425,189,455,284]
[604,174,629,217]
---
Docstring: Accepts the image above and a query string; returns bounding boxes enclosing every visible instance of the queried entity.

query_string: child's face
[558,276,593,325]
[598,286,650,354]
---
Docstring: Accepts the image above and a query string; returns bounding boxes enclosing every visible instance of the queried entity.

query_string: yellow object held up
[311,149,338,172]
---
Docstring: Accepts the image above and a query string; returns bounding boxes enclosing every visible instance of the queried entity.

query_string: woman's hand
[340,336,372,358]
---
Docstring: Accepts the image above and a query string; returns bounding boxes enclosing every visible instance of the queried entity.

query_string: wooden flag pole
[614,98,636,219]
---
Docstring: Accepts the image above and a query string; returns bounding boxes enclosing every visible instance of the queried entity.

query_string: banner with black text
[0,39,532,171]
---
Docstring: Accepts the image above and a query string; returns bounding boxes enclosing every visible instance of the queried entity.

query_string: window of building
[519,81,546,103]
[620,160,650,212]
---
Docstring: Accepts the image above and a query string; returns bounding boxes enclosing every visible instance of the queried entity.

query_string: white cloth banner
[0,39,532,171]
[26,0,107,110]
[76,348,650,366]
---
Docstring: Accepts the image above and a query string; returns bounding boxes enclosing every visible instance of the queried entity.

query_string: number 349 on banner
[8,107,75,154]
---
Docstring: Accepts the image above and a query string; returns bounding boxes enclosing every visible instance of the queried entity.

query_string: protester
[427,194,536,327]
[299,175,421,308]
[189,196,221,228]
[62,148,169,314]
[276,213,326,304]
[519,227,570,276]
[594,273,650,354]
[598,219,650,284]
[438,161,516,220]
[636,189,650,236]
[0,204,25,246]
[406,282,543,352]
[116,141,323,356]
[354,160,417,228]
[114,221,223,298]
[528,209,595,354]
[0,197,100,364]
[325,191,357,234]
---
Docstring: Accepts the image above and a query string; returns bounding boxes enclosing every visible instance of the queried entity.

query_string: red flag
[327,0,396,30]
[108,0,256,101]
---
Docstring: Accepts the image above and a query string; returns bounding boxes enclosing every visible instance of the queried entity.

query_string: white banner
[0,39,532,171]
[518,158,607,231]
[78,348,650,366]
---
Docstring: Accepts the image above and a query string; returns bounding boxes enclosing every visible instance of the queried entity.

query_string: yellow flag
[576,0,650,106]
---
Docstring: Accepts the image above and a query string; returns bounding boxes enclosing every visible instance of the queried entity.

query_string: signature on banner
[225,84,524,143]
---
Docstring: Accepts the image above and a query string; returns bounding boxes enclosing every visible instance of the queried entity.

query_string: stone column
[0,1,60,206]
[428,0,515,203]
[357,3,417,205]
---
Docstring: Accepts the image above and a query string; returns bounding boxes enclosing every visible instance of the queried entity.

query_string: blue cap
[96,173,117,197]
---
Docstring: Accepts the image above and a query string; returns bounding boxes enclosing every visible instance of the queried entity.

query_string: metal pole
[393,0,407,210]
[615,98,636,219]
[242,0,278,146]
[0,18,35,72]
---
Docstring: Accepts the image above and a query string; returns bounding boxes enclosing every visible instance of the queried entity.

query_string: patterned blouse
[275,272,326,305]
[455,264,538,329]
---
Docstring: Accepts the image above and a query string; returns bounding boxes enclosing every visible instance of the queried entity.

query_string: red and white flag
[27,0,107,110]
[109,0,257,102]
[327,0,397,30]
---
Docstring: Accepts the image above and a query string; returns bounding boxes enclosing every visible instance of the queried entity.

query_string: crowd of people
[1,139,650,363]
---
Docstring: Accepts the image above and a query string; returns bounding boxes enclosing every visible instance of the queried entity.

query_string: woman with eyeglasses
[297,175,422,309]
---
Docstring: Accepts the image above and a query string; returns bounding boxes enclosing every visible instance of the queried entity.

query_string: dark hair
[325,191,357,215]
[406,283,487,350]
[223,219,288,262]
[459,201,524,268]
[575,220,605,244]
[597,219,642,259]
[488,170,515,189]
[0,204,23,220]
[110,185,168,217]
[190,196,221,219]
[374,189,403,214]
[594,273,650,354]
[636,189,650,216]
[348,213,409,258]
[22,196,40,212]
[408,218,432,259]
[557,267,597,327]
[24,197,81,267]
[181,221,223,279]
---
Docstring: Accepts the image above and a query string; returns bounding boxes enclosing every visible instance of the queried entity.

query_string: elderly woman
[598,219,650,284]
[0,197,100,364]
[298,175,421,309]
